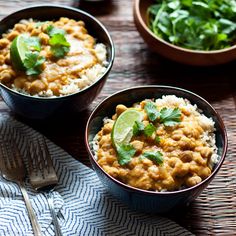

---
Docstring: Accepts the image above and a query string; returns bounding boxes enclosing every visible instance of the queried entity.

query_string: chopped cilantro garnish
[133,120,145,136]
[144,101,160,121]
[23,51,45,76]
[46,25,70,58]
[26,36,41,51]
[117,144,136,165]
[141,151,163,165]
[160,107,181,126]
[144,123,156,137]
[46,25,66,37]
[155,136,161,144]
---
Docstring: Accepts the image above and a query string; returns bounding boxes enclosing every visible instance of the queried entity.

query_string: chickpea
[64,26,74,34]
[180,151,193,162]
[195,146,213,159]
[26,23,35,32]
[148,165,160,180]
[0,69,15,83]
[103,166,119,178]
[130,140,144,153]
[102,123,113,135]
[30,28,41,36]
[29,80,46,94]
[116,104,127,116]
[0,38,9,49]
[38,32,49,45]
[7,31,19,41]
[78,21,85,27]
[129,165,145,177]
[162,176,175,189]
[60,17,69,24]
[0,55,5,65]
[14,77,27,89]
[186,175,202,187]
[168,157,179,168]
[48,82,60,96]
[193,152,206,165]
[14,24,26,32]
[198,167,211,179]
[4,53,11,65]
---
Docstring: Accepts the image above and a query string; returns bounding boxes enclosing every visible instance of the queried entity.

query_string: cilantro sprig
[144,101,160,121]
[147,0,236,50]
[160,107,181,126]
[117,144,136,165]
[23,52,45,76]
[46,25,70,58]
[133,121,145,136]
[141,151,164,165]
[144,101,181,127]
[144,123,156,137]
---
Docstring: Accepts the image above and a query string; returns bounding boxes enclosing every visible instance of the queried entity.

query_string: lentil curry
[95,95,218,191]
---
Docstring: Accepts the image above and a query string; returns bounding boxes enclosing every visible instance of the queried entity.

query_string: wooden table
[1,0,236,235]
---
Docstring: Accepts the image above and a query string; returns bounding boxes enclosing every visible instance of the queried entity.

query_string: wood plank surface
[0,0,236,235]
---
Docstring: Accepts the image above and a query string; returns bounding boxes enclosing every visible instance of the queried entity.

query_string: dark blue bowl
[0,5,115,119]
[85,86,228,213]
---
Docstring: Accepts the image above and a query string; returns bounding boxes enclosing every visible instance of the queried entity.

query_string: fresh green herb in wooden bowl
[134,0,236,66]
[147,0,236,51]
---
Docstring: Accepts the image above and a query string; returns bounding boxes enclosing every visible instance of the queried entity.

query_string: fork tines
[0,137,25,172]
[28,138,58,191]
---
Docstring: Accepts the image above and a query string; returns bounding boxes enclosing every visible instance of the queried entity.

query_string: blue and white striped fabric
[0,115,193,236]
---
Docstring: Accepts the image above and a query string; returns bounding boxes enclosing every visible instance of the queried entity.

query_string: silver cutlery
[0,138,42,236]
[28,138,62,236]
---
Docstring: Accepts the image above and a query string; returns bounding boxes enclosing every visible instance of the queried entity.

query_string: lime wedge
[10,34,28,70]
[111,109,143,148]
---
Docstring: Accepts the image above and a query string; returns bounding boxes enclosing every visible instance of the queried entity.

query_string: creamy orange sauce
[0,17,106,96]
[96,97,217,191]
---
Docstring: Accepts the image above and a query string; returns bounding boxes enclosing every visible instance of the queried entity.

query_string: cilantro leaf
[141,151,164,165]
[155,136,161,144]
[25,37,41,51]
[46,25,66,37]
[117,144,136,165]
[23,52,45,76]
[144,101,160,121]
[35,21,48,28]
[160,108,181,126]
[133,121,145,136]
[48,33,70,58]
[147,0,236,50]
[144,123,156,137]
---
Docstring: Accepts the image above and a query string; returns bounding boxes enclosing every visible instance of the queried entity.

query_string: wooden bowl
[133,0,236,66]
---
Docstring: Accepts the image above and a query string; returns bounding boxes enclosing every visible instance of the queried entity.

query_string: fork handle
[18,181,43,236]
[46,191,63,236]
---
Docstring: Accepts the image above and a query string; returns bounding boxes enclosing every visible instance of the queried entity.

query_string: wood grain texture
[0,0,236,235]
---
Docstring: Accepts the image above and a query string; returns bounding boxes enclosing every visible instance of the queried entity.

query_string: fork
[28,138,62,236]
[0,138,42,236]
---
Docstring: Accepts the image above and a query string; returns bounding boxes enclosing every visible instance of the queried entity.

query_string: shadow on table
[14,108,91,165]
[131,49,236,103]
[72,0,116,16]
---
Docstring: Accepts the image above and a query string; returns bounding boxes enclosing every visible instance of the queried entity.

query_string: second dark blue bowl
[85,86,227,213]
[0,5,114,119]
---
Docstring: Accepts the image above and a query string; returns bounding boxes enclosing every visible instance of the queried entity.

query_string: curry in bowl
[94,95,218,192]
[0,17,107,97]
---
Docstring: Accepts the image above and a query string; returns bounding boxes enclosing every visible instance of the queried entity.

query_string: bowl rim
[134,0,236,54]
[0,4,115,100]
[85,85,228,195]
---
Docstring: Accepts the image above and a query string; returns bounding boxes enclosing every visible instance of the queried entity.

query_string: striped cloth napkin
[0,115,193,236]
